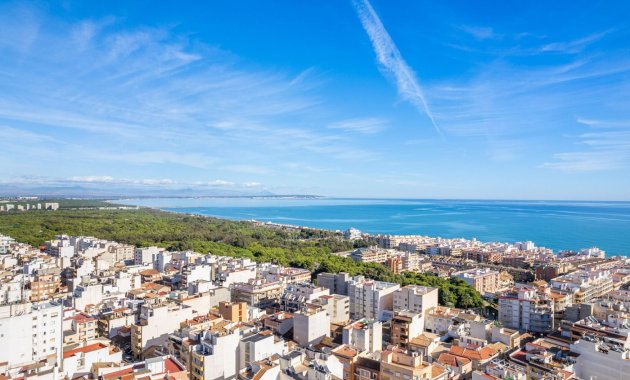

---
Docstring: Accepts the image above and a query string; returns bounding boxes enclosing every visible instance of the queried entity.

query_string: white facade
[293,309,330,347]
[193,328,242,380]
[342,319,383,353]
[347,278,400,320]
[134,246,162,265]
[0,301,63,366]
[393,285,438,318]
[239,331,286,369]
[63,343,123,378]
[571,338,630,380]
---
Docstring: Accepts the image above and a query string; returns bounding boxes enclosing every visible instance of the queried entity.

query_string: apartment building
[550,269,614,304]
[317,272,351,295]
[239,330,285,369]
[498,287,554,333]
[393,285,438,317]
[293,308,330,347]
[29,268,61,302]
[309,293,350,324]
[190,327,243,380]
[0,301,63,367]
[348,278,400,320]
[0,234,15,254]
[219,301,248,322]
[390,311,425,349]
[230,279,284,309]
[570,327,630,380]
[134,246,163,265]
[351,247,392,263]
[63,342,122,379]
[131,302,196,358]
[108,243,135,263]
[342,319,383,353]
[380,349,433,380]
[64,313,98,344]
[279,282,330,312]
[452,268,501,294]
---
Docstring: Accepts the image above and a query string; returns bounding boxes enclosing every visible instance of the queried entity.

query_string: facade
[239,330,285,369]
[219,301,248,322]
[64,313,98,343]
[380,349,433,380]
[498,287,554,333]
[550,269,614,304]
[348,278,400,320]
[131,303,196,358]
[393,285,438,317]
[452,268,501,294]
[230,279,284,309]
[343,319,383,353]
[190,328,242,380]
[317,272,351,295]
[0,301,63,367]
[351,247,391,263]
[293,308,330,347]
[390,311,425,348]
[280,282,330,312]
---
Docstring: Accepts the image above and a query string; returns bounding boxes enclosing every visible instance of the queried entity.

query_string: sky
[1,0,630,200]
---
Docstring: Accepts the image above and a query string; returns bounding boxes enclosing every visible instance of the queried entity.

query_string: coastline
[115,197,630,257]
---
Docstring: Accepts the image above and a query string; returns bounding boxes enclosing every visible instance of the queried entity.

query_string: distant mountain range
[0,184,280,199]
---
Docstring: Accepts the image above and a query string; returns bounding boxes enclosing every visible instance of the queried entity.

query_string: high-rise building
[498,287,554,333]
[347,278,400,321]
[393,285,438,317]
[0,301,63,367]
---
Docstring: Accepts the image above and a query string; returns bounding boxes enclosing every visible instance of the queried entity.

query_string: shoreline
[119,200,629,258]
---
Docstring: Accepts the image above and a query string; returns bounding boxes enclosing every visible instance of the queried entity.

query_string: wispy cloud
[0,4,372,186]
[352,0,440,134]
[458,25,496,40]
[328,117,387,134]
[542,117,630,171]
[540,30,611,54]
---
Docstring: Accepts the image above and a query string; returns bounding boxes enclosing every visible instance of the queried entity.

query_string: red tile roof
[63,343,107,359]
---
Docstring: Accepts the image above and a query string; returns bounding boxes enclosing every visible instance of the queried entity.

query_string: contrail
[353,0,441,134]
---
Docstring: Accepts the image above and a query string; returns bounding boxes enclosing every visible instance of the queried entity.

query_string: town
[1,226,629,380]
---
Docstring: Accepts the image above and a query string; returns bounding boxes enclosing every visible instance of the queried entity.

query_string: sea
[117,198,630,256]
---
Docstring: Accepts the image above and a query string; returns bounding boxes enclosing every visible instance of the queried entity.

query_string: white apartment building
[571,337,630,380]
[550,269,614,304]
[498,287,554,333]
[134,246,163,265]
[239,330,286,369]
[293,308,330,347]
[347,277,400,320]
[317,272,351,296]
[0,234,15,254]
[342,319,383,353]
[191,327,243,380]
[131,302,197,358]
[393,285,439,318]
[0,301,63,367]
[154,250,173,271]
[312,294,350,324]
[280,283,330,312]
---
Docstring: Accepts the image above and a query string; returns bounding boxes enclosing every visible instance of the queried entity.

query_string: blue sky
[1,0,630,200]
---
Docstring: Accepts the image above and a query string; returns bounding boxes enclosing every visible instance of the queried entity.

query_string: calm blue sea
[117,198,630,256]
